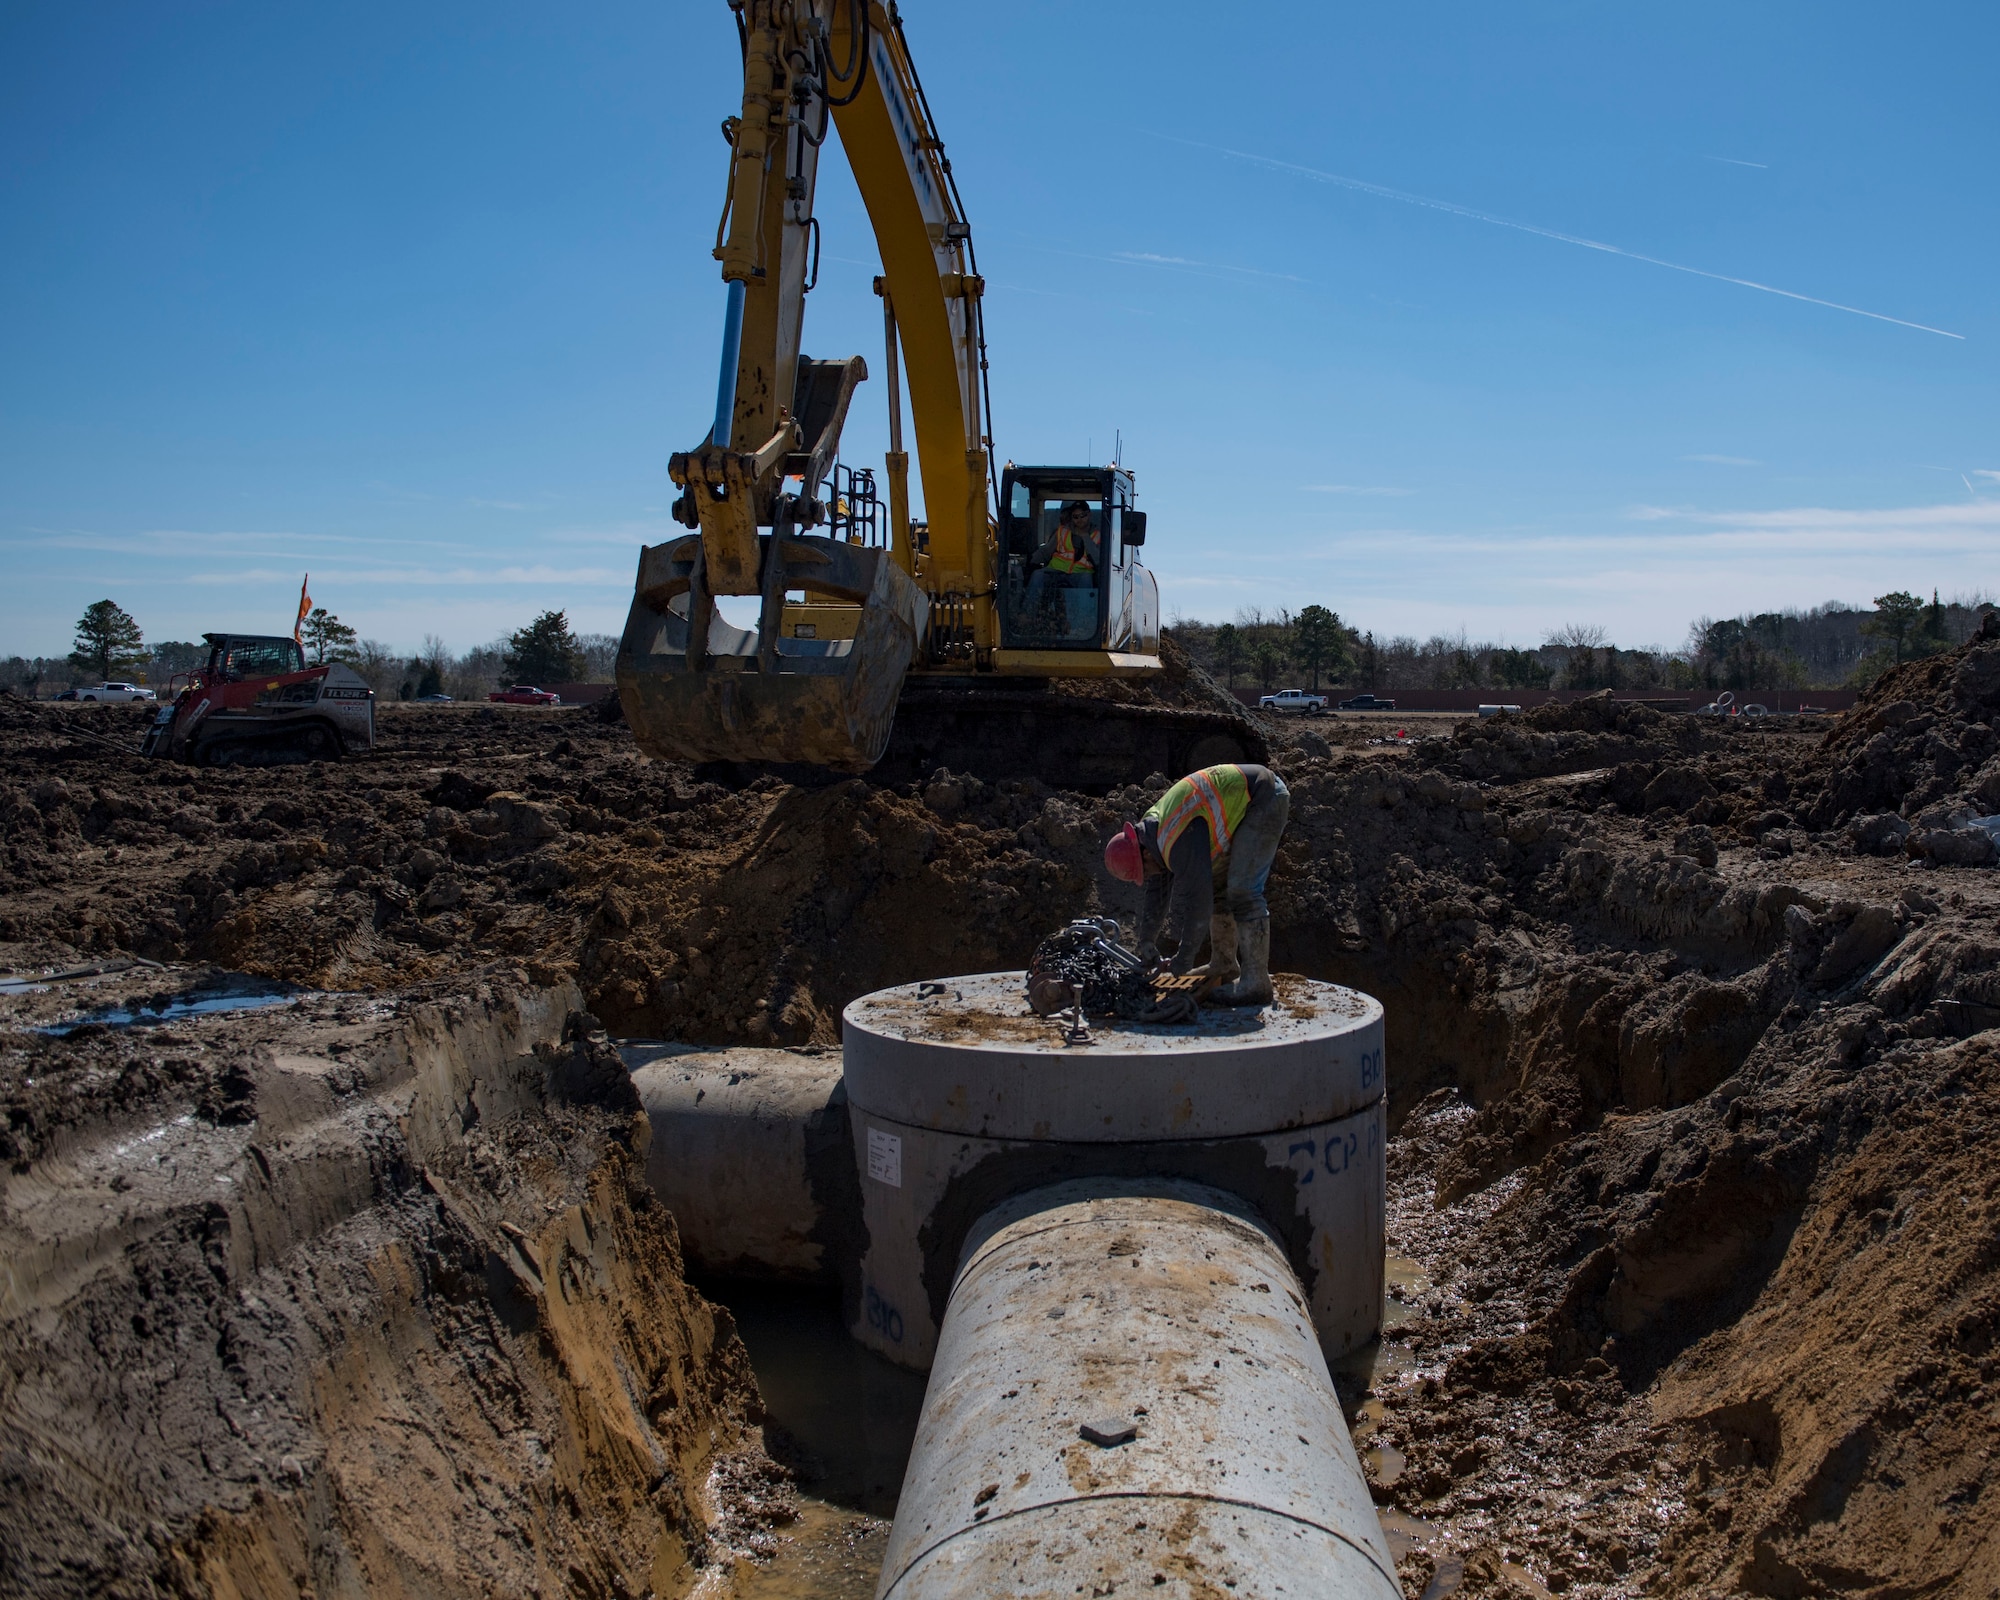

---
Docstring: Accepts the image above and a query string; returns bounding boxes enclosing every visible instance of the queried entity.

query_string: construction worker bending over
[1103,763,1290,1006]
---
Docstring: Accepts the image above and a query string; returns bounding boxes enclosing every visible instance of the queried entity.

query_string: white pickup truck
[74,682,156,703]
[1258,688,1327,715]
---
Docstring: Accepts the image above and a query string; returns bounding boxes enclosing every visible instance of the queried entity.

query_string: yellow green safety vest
[1145,764,1252,861]
[1048,523,1095,575]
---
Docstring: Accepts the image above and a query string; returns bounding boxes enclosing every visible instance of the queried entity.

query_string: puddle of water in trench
[702,1281,927,1598]
[35,978,303,1035]
[1385,1253,1432,1297]
[1380,1509,1464,1599]
[1366,1440,1408,1487]
[726,1499,889,1600]
[1336,1336,1417,1391]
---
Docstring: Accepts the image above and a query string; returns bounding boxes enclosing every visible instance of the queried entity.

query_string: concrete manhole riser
[840,972,1387,1371]
[631,970,1395,1598]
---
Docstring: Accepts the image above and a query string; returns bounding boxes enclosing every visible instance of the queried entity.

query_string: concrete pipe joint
[876,1178,1401,1599]
[840,973,1386,1371]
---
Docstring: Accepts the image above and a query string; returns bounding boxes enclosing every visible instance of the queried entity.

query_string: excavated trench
[8,627,2000,1596]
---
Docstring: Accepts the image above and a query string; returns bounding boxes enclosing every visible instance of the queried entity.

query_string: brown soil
[7,620,2000,1596]
[0,977,777,1598]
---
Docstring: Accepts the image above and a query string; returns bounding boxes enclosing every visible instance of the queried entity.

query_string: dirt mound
[1422,693,1707,785]
[9,657,2000,1596]
[1806,626,2000,869]
[1050,628,1243,714]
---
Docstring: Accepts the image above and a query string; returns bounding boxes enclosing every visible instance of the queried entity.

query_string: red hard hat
[1104,822,1144,884]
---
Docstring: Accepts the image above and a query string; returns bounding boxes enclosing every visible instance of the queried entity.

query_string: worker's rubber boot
[1195,912,1240,990]
[1212,918,1273,1007]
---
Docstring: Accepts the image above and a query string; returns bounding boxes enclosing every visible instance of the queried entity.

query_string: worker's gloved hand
[1136,942,1162,972]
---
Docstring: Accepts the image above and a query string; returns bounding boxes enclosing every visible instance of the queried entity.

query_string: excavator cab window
[999,475,1107,649]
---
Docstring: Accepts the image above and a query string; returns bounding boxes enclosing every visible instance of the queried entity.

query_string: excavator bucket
[616,531,929,772]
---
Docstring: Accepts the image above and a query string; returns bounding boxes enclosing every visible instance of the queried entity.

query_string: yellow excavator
[616,0,1262,786]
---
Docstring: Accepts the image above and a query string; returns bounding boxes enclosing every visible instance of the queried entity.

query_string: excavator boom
[617,1,1227,780]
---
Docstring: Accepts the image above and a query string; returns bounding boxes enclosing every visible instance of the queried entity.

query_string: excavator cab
[996,466,1154,655]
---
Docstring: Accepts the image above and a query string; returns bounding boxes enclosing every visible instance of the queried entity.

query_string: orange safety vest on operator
[1145,764,1253,862]
[1048,522,1095,575]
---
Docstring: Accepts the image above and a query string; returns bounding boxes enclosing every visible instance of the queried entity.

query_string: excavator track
[872,679,1268,791]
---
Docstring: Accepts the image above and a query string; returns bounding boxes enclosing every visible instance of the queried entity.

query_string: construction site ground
[7,633,2000,1598]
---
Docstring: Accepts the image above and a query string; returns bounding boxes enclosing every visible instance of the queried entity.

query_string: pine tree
[68,600,144,681]
[1292,605,1352,690]
[302,607,359,664]
[1254,640,1284,693]
[1212,623,1243,688]
[1861,592,1927,664]
[502,610,585,685]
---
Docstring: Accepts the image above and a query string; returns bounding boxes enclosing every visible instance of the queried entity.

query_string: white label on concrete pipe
[868,1126,902,1187]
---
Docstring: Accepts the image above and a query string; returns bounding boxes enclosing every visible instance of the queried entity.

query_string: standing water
[702,1281,927,1598]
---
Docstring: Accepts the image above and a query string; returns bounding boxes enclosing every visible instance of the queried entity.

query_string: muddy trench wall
[0,983,765,1600]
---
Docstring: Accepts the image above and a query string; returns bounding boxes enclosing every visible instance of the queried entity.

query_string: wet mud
[7,620,2000,1594]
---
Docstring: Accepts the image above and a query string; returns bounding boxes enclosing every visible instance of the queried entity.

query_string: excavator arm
[672,0,989,607]
[824,1,994,622]
[620,0,1173,775]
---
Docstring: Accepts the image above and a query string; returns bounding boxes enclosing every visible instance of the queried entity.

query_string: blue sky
[3,1,1995,660]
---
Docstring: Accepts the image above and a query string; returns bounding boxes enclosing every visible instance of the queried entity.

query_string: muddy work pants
[1216,775,1290,924]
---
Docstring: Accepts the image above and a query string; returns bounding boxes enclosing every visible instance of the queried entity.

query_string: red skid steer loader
[141,633,376,766]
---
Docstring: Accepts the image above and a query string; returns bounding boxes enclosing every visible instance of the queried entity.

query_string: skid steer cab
[141,633,376,767]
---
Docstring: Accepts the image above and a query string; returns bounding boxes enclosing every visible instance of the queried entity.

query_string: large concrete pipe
[623,1043,855,1282]
[876,1178,1400,1599]
[839,973,1386,1369]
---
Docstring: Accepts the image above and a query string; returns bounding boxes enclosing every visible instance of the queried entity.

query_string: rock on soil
[7,628,2000,1597]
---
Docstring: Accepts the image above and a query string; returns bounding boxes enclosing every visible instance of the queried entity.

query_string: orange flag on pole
[294,574,312,644]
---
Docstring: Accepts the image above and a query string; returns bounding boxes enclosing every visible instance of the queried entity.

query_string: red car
[487,685,562,706]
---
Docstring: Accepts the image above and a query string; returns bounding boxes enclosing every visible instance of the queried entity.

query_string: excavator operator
[1104,762,1290,1006]
[1026,499,1101,623]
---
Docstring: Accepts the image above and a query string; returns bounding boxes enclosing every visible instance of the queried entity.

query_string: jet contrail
[1154,133,1963,341]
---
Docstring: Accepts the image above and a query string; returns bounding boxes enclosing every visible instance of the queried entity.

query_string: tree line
[1170,590,1997,696]
[14,588,1992,703]
[4,600,618,702]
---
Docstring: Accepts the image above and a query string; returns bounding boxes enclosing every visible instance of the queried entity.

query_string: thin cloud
[1974,469,2000,484]
[1301,484,1413,496]
[1150,132,1964,341]
[2,528,477,555]
[182,563,626,588]
[1000,235,1310,289]
[1629,500,2000,532]
[1109,251,1307,284]
[1703,155,1769,170]
[1681,454,1762,466]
